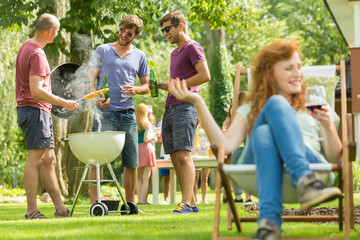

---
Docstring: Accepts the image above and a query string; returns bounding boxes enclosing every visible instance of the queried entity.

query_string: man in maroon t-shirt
[158,11,210,214]
[15,13,78,219]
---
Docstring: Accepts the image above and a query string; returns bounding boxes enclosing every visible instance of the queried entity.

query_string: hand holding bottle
[149,69,159,97]
[96,97,110,108]
[100,75,109,103]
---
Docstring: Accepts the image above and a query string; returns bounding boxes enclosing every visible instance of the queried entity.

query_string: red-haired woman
[168,40,342,239]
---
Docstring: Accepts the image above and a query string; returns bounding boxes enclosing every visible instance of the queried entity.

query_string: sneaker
[252,219,282,240]
[25,210,47,219]
[297,173,341,209]
[172,203,193,214]
[234,198,244,203]
[192,206,199,213]
[160,200,169,205]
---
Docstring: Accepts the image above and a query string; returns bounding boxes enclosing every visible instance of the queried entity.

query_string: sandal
[25,210,47,219]
[54,208,70,218]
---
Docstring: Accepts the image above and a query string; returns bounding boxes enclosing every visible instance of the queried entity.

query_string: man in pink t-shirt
[15,13,78,219]
[158,11,210,214]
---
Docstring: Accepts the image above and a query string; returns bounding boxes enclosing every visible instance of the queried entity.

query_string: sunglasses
[119,28,134,38]
[161,24,179,33]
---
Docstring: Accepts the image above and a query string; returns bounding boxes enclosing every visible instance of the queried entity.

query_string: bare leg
[137,166,151,203]
[124,167,137,203]
[193,170,200,203]
[170,150,196,206]
[136,167,144,203]
[245,192,252,201]
[89,166,103,204]
[24,149,43,215]
[163,174,170,202]
[40,148,67,212]
[200,168,210,203]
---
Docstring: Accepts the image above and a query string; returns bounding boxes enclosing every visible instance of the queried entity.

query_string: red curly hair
[245,40,307,134]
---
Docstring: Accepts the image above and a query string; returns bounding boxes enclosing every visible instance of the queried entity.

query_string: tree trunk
[204,22,232,127]
[43,0,70,197]
[66,30,93,197]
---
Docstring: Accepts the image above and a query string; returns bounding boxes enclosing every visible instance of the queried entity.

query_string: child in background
[135,104,160,204]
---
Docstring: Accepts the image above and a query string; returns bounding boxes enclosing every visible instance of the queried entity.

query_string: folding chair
[212,60,356,239]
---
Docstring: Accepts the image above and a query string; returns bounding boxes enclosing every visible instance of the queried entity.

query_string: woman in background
[135,103,159,204]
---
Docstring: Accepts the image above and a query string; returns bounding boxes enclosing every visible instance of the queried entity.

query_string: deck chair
[212,60,356,240]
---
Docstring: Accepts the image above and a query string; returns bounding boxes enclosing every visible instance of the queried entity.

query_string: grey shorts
[17,106,54,150]
[162,102,198,154]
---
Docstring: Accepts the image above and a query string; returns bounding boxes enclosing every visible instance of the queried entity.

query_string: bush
[0,187,25,198]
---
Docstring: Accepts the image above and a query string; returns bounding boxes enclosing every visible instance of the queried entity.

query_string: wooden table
[151,156,218,205]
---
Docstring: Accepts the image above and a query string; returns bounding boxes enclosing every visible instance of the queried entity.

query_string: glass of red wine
[304,85,326,141]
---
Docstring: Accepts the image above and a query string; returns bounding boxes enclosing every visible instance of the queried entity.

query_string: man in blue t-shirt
[158,11,210,214]
[88,15,150,207]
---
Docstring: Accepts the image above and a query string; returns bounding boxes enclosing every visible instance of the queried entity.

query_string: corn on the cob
[83,88,109,100]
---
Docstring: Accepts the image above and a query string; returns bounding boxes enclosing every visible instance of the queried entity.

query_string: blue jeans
[243,95,324,227]
[93,108,138,168]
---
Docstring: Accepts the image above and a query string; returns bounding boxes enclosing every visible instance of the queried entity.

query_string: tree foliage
[185,0,253,126]
[259,0,349,65]
[185,0,251,30]
[0,0,350,189]
[0,28,27,187]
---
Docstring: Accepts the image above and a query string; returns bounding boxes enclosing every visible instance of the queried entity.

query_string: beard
[118,38,132,46]
[170,34,179,44]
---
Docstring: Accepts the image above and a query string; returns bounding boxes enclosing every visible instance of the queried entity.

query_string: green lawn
[0,190,359,239]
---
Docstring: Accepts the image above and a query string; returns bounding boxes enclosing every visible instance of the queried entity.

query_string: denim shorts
[17,106,54,150]
[162,102,198,154]
[93,107,138,168]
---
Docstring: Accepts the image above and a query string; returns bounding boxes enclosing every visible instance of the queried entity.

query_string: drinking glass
[304,85,326,141]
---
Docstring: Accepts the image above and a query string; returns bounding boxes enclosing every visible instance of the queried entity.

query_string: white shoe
[160,201,169,205]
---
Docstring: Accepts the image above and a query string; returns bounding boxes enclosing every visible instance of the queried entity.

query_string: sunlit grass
[0,190,359,239]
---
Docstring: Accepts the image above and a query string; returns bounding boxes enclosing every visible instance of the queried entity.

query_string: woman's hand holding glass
[304,86,332,140]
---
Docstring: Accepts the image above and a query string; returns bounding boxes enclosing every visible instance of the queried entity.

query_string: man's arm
[87,66,110,108]
[88,67,100,92]
[157,61,210,91]
[183,61,210,87]
[29,75,78,111]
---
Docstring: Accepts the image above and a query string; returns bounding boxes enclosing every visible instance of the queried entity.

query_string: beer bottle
[101,75,109,102]
[149,69,159,98]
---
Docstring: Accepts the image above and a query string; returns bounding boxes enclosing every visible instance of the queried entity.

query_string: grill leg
[70,164,90,216]
[96,162,101,203]
[106,163,129,210]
